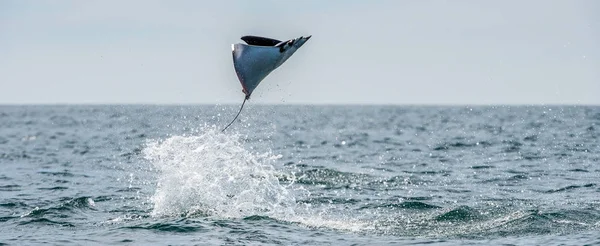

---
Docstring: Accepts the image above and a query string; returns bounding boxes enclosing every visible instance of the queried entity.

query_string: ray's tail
[221,97,248,132]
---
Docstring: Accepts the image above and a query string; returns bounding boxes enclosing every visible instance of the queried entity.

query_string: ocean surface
[0,105,599,245]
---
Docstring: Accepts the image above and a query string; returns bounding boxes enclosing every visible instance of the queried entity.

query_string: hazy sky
[1,0,598,105]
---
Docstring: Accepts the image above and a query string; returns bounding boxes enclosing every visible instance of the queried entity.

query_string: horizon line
[1,102,598,107]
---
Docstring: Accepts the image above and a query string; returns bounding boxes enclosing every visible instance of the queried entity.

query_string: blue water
[1,105,599,245]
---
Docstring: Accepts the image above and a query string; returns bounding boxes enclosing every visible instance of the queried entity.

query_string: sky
[1,0,598,105]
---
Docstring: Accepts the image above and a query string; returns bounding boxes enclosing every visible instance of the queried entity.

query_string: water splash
[143,128,296,219]
[142,127,371,232]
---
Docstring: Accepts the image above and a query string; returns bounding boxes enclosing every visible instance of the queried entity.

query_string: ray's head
[279,35,311,53]
[275,35,311,67]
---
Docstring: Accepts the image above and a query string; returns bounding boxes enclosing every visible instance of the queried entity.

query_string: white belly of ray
[232,44,283,96]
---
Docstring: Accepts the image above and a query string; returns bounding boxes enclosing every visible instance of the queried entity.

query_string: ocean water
[0,105,599,245]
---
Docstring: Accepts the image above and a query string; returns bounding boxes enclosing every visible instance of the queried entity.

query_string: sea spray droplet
[143,128,296,219]
[87,198,95,207]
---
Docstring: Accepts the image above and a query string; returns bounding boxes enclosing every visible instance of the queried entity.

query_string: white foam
[143,127,372,232]
[144,128,296,219]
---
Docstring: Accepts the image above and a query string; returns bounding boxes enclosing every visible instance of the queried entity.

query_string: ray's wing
[223,35,312,132]
[240,36,282,46]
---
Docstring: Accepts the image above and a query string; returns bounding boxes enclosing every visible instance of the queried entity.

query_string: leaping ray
[221,35,312,132]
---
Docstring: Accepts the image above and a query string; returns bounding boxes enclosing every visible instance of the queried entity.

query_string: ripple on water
[0,185,21,191]
[544,183,596,194]
[435,206,481,222]
[360,201,441,210]
[19,197,97,220]
[122,222,205,233]
[18,218,75,227]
